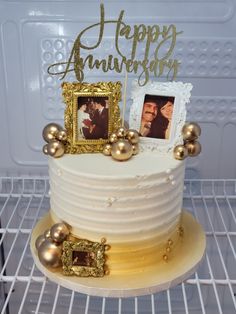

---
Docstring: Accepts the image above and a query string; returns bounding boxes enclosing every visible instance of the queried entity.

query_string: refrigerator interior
[0,0,236,313]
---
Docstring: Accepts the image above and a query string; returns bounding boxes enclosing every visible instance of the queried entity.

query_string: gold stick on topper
[122,70,128,127]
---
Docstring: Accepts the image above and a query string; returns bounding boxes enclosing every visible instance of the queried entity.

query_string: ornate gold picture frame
[62,81,122,154]
[62,239,107,277]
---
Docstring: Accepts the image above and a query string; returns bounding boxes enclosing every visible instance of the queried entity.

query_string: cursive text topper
[48,4,182,86]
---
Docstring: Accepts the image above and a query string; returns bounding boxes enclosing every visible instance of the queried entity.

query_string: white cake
[49,152,185,275]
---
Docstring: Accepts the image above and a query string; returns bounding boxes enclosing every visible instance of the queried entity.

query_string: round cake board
[30,211,206,298]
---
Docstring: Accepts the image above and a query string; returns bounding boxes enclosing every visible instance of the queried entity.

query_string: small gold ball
[111,139,133,161]
[109,133,118,144]
[173,145,188,160]
[103,144,112,156]
[168,239,173,246]
[185,141,201,157]
[43,144,49,155]
[38,239,62,268]
[42,123,63,143]
[182,122,201,142]
[163,254,168,262]
[44,229,51,239]
[56,130,67,142]
[35,235,46,250]
[126,129,139,144]
[132,144,139,155]
[116,127,127,139]
[166,246,171,253]
[50,223,70,243]
[47,140,65,158]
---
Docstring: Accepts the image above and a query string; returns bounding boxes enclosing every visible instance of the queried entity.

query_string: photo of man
[77,96,109,140]
[140,94,175,139]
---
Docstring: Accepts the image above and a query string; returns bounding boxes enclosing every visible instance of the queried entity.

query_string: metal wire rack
[0,177,235,314]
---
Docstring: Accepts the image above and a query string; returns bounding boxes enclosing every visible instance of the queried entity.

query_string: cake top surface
[50,152,182,179]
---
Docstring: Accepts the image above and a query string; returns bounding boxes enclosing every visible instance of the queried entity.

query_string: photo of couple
[77,96,109,140]
[140,94,175,139]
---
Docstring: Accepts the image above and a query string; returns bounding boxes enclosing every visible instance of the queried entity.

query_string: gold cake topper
[48,4,182,86]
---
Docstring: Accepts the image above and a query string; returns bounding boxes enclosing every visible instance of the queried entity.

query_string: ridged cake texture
[49,153,185,274]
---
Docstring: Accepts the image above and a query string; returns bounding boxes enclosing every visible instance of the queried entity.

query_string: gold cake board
[30,211,206,298]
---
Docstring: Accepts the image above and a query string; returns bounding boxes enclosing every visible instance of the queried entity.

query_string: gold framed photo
[62,81,122,154]
[62,240,107,277]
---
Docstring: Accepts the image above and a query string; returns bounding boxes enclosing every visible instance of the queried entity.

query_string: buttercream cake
[49,152,185,275]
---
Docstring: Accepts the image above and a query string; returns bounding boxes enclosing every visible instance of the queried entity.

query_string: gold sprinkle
[168,239,173,246]
[101,237,107,244]
[163,254,168,262]
[166,246,171,253]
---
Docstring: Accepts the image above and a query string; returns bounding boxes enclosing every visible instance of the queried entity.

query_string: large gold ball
[132,143,139,155]
[111,139,133,161]
[35,235,46,250]
[50,223,70,243]
[38,239,62,268]
[47,140,65,158]
[182,122,201,142]
[185,141,201,157]
[116,127,127,139]
[56,130,67,142]
[42,123,63,143]
[43,144,49,155]
[126,129,139,144]
[109,133,118,144]
[103,143,112,156]
[173,145,188,160]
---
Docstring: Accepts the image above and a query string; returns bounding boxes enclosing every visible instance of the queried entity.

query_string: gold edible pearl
[38,239,62,268]
[163,254,168,262]
[173,145,188,160]
[185,141,201,157]
[56,130,67,142]
[42,123,62,143]
[109,133,118,144]
[132,144,139,155]
[111,139,133,161]
[50,223,70,243]
[166,246,171,253]
[116,127,127,139]
[103,144,112,156]
[182,122,201,142]
[47,140,65,158]
[168,239,173,246]
[126,129,139,144]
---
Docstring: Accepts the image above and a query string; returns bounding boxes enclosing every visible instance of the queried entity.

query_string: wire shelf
[0,177,235,314]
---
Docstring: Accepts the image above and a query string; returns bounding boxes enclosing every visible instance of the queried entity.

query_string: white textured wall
[0,0,236,178]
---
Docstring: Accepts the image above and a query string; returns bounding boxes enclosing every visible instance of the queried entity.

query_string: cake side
[49,153,185,274]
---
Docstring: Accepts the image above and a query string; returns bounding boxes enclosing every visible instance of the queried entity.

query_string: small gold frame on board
[62,239,108,277]
[62,81,122,154]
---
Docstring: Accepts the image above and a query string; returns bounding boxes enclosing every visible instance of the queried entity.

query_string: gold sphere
[173,145,188,160]
[38,239,62,268]
[103,143,112,156]
[126,129,139,144]
[42,123,63,143]
[35,235,46,250]
[44,229,51,239]
[116,127,127,139]
[109,133,118,144]
[111,139,133,161]
[182,122,201,142]
[43,144,49,155]
[132,144,139,155]
[185,141,201,157]
[47,140,65,158]
[56,130,67,142]
[50,223,70,243]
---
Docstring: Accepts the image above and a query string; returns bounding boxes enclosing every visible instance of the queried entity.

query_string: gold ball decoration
[56,130,67,142]
[173,145,188,160]
[111,139,133,161]
[42,123,62,143]
[182,122,201,142]
[47,140,65,158]
[35,235,46,250]
[116,127,127,139]
[43,144,49,155]
[44,229,51,239]
[50,223,70,243]
[103,144,112,156]
[132,144,139,155]
[38,239,62,268]
[109,133,118,144]
[185,141,201,157]
[126,129,139,144]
